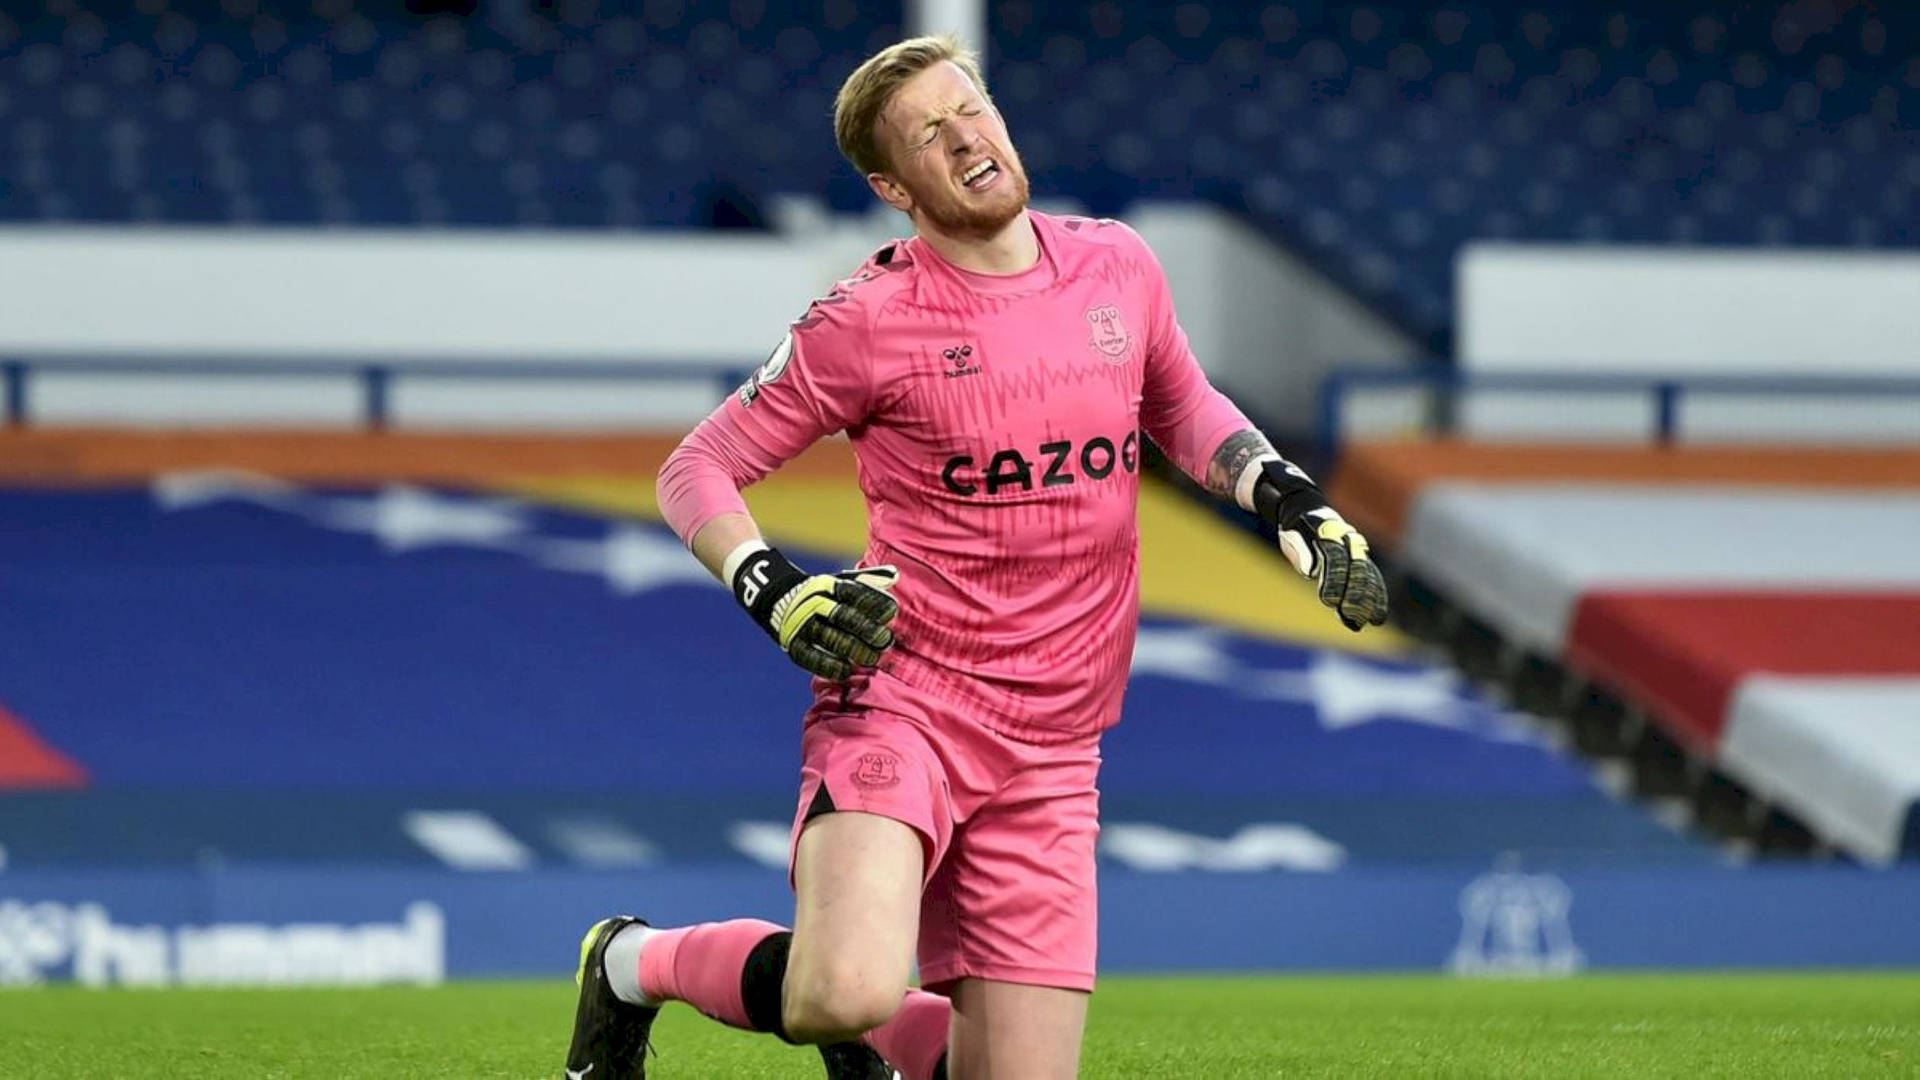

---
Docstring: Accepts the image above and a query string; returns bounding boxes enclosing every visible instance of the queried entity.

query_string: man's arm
[1127,231,1387,632]
[688,511,763,580]
[1139,388,1387,632]
[660,408,903,682]
[1202,430,1389,632]
[1202,429,1283,506]
[656,305,901,680]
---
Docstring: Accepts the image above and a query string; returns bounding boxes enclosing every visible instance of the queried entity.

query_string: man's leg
[569,712,954,1077]
[609,818,923,1041]
[635,821,957,1076]
[914,733,1102,1080]
[782,809,924,1041]
[945,979,1089,1080]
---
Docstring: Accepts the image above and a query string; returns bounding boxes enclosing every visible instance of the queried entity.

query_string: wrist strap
[720,538,771,585]
[1233,454,1283,513]
[1251,459,1328,530]
[730,545,806,633]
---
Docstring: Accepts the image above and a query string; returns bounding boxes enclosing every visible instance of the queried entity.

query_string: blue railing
[1318,366,1920,465]
[1,356,751,429]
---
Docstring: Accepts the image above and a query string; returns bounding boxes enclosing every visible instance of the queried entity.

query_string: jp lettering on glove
[1240,458,1389,632]
[725,542,901,680]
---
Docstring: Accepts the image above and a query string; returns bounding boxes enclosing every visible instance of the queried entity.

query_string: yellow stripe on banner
[497,474,663,518]
[492,473,873,556]
[1135,482,1407,655]
[498,474,1408,655]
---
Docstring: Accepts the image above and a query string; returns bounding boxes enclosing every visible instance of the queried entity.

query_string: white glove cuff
[1278,507,1345,578]
[720,538,771,585]
[1233,453,1285,513]
[1278,529,1315,577]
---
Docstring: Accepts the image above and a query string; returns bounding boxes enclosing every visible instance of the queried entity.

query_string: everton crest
[1085,303,1132,363]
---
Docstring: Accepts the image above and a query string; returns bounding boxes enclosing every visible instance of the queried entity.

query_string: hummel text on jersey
[942,344,983,379]
[941,432,1140,497]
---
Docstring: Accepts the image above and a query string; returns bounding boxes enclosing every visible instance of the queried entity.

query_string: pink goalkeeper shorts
[787,673,1102,993]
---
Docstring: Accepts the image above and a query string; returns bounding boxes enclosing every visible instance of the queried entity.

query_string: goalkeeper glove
[1246,459,1389,632]
[727,544,901,681]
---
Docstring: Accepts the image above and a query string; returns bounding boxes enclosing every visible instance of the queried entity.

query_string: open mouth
[960,158,1000,190]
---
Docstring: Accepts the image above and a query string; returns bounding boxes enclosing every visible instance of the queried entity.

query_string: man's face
[872,61,1031,240]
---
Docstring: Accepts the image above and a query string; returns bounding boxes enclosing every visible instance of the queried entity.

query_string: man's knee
[782,958,906,1043]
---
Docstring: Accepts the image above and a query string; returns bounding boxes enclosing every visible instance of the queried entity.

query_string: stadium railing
[1318,366,1920,464]
[1,356,750,429]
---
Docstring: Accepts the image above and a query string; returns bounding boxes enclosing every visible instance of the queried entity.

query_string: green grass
[3,973,1918,1078]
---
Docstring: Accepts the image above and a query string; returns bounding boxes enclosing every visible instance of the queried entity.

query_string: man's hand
[730,546,901,680]
[1248,460,1389,632]
[1276,505,1390,632]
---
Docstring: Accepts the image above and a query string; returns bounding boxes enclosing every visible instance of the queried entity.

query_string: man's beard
[913,158,1032,241]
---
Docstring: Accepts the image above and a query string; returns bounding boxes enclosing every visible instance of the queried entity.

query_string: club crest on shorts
[1085,303,1131,363]
[852,752,901,789]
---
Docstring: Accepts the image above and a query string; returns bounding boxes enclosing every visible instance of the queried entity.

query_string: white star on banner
[152,468,302,512]
[529,524,718,595]
[1128,625,1240,686]
[1247,652,1478,732]
[315,485,530,552]
[1131,625,1528,737]
[154,475,721,594]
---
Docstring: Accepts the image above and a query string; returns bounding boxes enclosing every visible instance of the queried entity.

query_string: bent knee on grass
[947,979,1089,1080]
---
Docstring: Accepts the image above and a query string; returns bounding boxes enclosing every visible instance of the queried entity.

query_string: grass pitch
[2,973,1917,1078]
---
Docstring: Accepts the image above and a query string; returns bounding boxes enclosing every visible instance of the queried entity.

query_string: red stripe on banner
[1566,592,1920,752]
[0,700,88,789]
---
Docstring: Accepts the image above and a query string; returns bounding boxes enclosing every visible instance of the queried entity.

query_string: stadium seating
[1332,441,1920,864]
[3,1,1916,343]
[994,0,1920,342]
[0,0,903,227]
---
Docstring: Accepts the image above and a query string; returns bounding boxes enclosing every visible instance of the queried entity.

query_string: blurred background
[2,0,1918,988]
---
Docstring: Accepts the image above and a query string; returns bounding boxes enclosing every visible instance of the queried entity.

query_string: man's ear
[868,172,913,214]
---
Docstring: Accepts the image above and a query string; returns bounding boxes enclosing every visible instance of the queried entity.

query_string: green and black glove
[730,545,901,681]
[1250,460,1389,632]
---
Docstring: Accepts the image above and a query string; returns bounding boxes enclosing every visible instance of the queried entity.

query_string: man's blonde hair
[834,34,990,177]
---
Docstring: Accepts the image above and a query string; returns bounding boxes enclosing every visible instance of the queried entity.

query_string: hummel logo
[567,1065,594,1079]
[941,344,982,379]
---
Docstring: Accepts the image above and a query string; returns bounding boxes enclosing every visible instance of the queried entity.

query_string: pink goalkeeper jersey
[660,211,1251,743]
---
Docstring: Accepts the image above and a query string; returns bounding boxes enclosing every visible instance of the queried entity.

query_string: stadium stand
[997,0,1920,343]
[6,0,1920,984]
[3,1,1916,344]
[1332,441,1920,865]
[0,0,904,226]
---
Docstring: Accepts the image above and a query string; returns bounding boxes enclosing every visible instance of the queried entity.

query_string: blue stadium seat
[0,1,1914,341]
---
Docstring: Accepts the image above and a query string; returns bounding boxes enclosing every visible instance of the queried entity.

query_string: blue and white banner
[12,480,1900,985]
[2,480,1696,868]
[6,863,1920,984]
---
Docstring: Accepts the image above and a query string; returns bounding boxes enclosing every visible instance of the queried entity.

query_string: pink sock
[636,919,786,1031]
[864,989,951,1080]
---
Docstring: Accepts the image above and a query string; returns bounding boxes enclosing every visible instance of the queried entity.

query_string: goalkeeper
[563,34,1386,1080]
